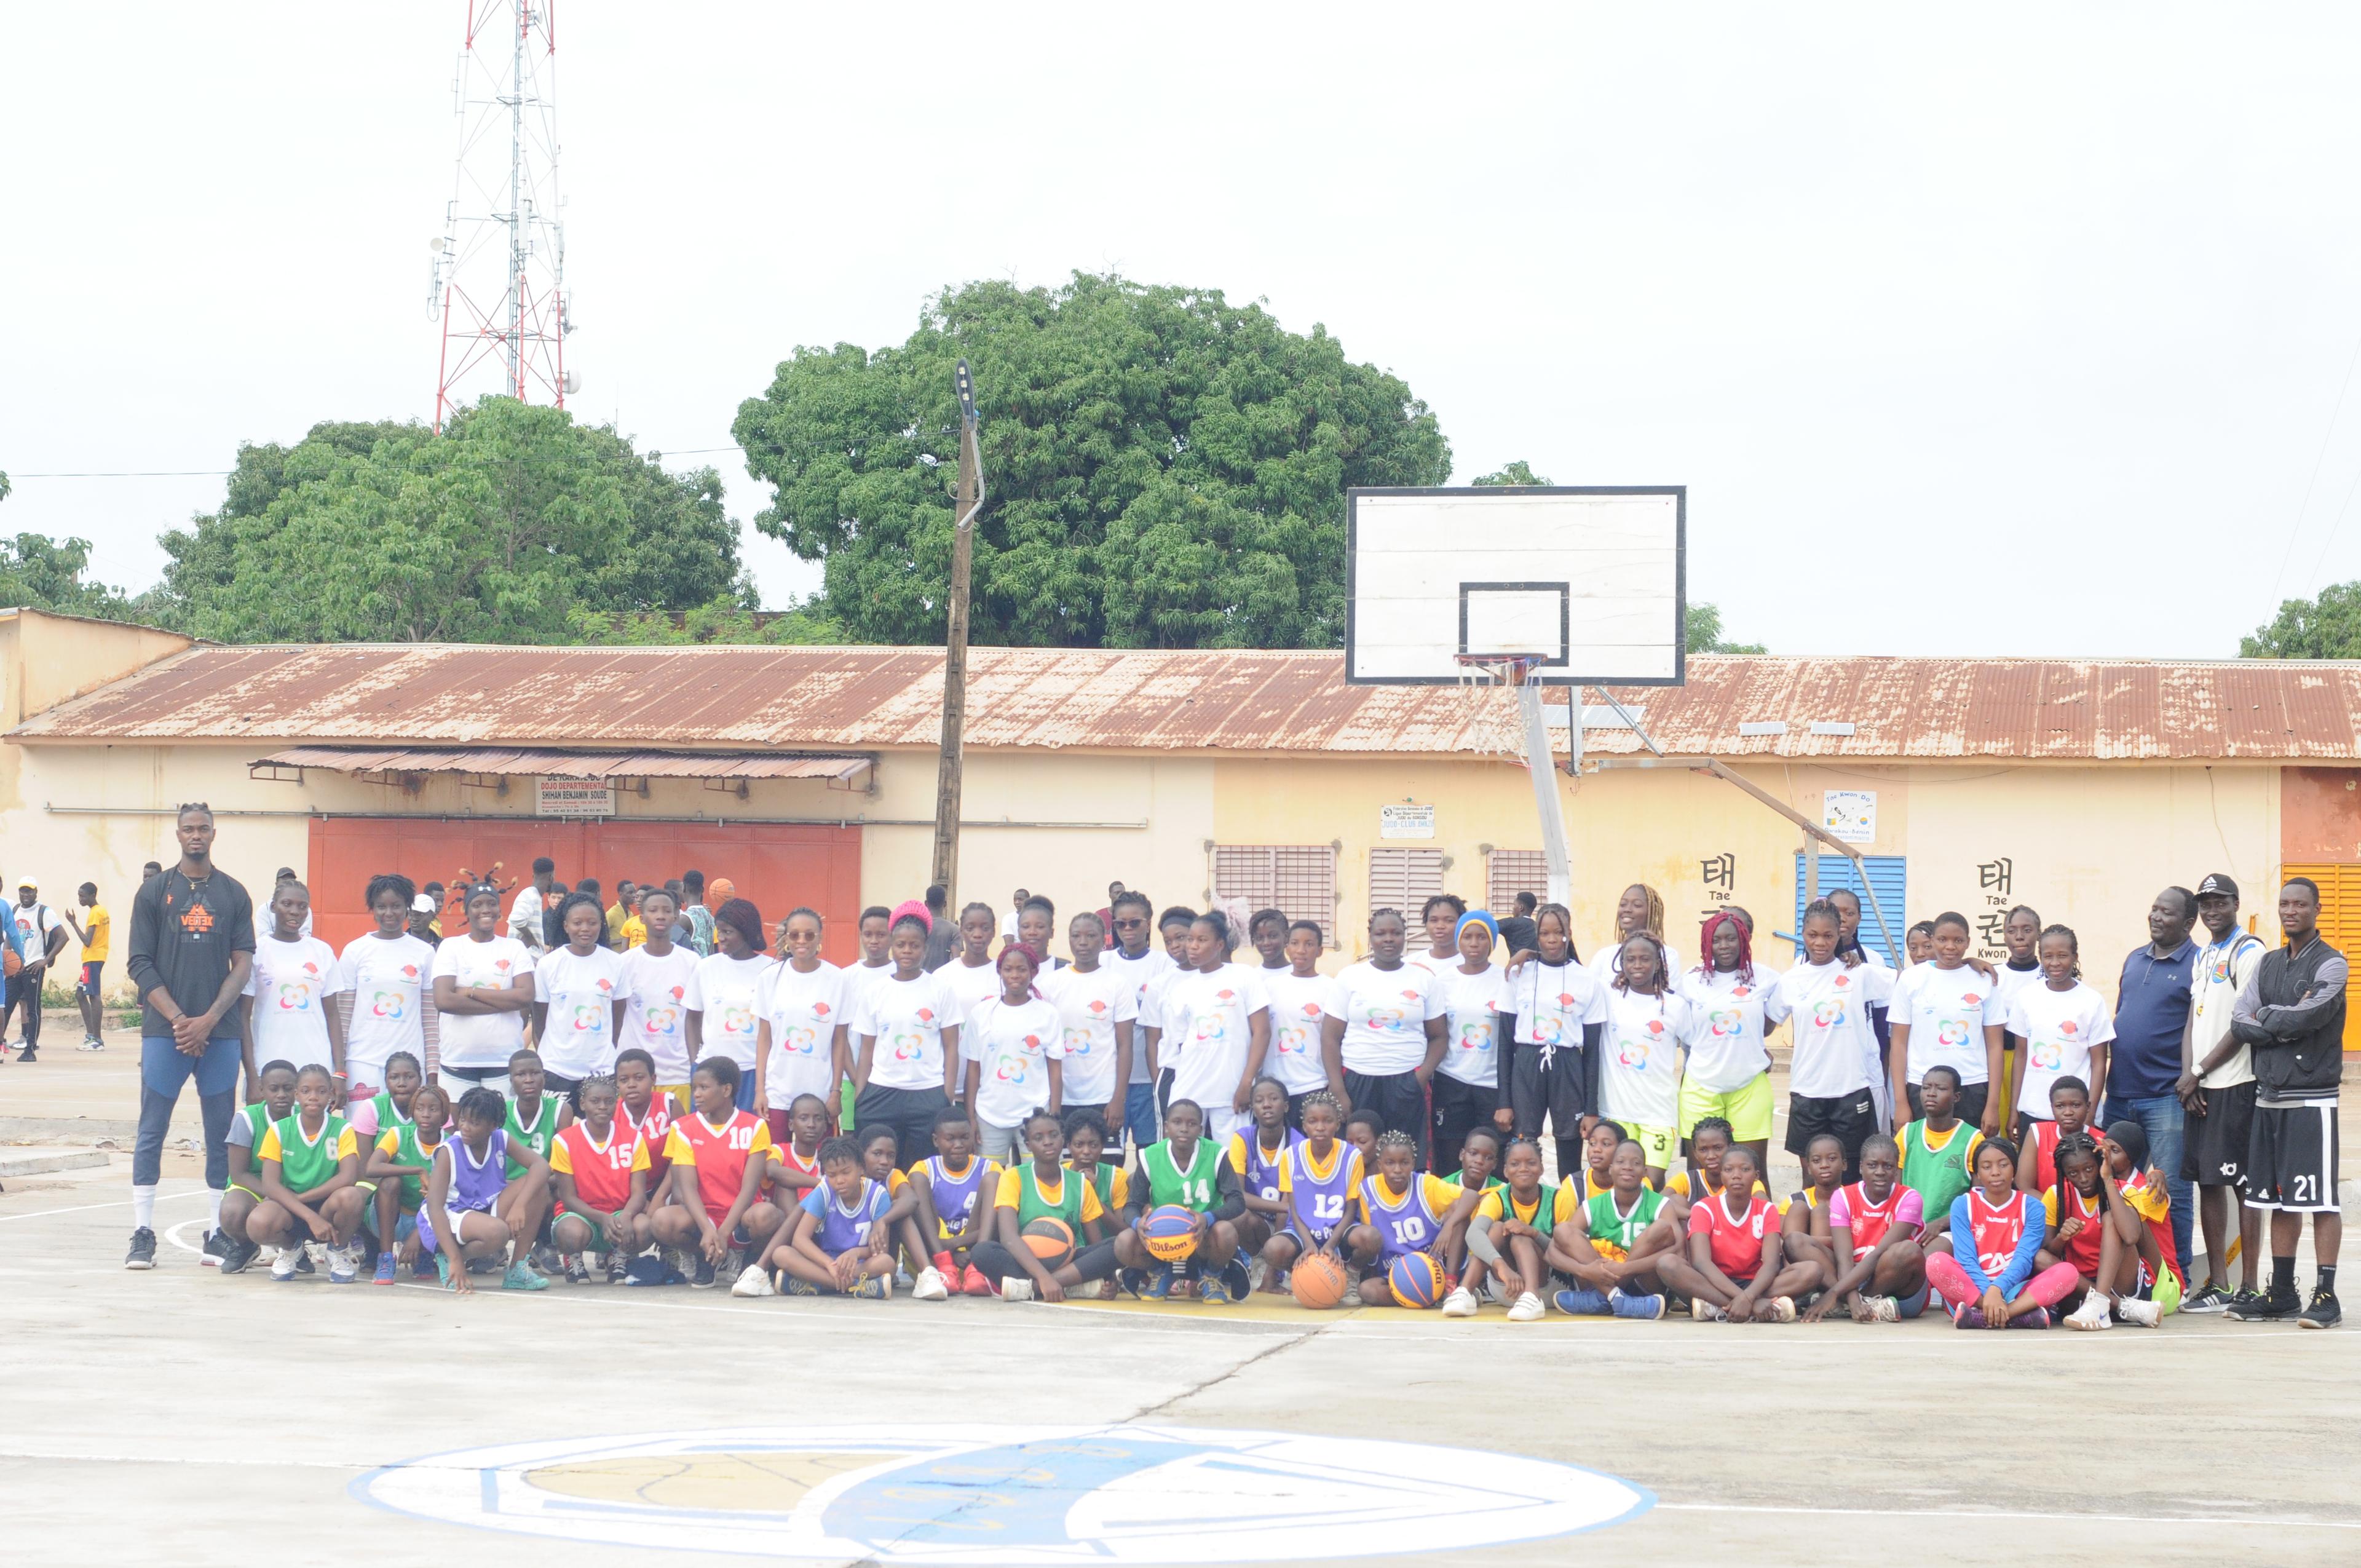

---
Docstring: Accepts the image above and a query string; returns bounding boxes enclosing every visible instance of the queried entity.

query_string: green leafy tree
[0,532,138,620]
[1685,601,1766,655]
[732,272,1452,648]
[1471,459,1551,486]
[2242,583,2361,657]
[154,399,748,643]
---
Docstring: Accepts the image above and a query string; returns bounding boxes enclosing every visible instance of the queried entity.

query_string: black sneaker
[2226,1288,2301,1321]
[2180,1283,2231,1315]
[692,1252,717,1289]
[124,1227,157,1270]
[2298,1288,2341,1330]
[218,1235,259,1275]
[295,1248,317,1275]
[16,1045,37,1063]
[200,1229,230,1268]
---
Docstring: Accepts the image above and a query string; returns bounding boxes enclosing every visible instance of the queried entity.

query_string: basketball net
[1452,653,1544,762]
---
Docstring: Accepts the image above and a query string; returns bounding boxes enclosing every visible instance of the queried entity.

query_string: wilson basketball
[1289,1250,1351,1310]
[1386,1252,1444,1309]
[1141,1205,1198,1263]
[1021,1217,1075,1270]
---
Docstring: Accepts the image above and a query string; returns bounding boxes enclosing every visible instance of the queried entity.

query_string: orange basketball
[1021,1218,1075,1270]
[1290,1250,1351,1310]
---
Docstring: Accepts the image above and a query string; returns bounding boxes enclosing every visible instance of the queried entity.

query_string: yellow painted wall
[1211,755,2286,994]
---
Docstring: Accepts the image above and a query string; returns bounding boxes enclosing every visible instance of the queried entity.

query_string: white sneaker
[2065,1294,2112,1331]
[1691,1296,1720,1322]
[328,1246,359,1285]
[729,1262,775,1298]
[1000,1277,1035,1302]
[78,1037,105,1052]
[1441,1286,1479,1318]
[1506,1291,1546,1323]
[911,1265,951,1302]
[270,1247,301,1282]
[2114,1296,2162,1328]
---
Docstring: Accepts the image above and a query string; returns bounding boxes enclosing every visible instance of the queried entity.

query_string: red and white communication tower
[426,1,575,432]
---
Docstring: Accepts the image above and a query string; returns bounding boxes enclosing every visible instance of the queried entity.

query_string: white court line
[1655,1501,2360,1531]
[0,1190,207,1224]
[5,1447,2354,1534]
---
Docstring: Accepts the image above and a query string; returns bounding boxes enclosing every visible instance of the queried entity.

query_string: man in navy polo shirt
[2110,885,2200,1269]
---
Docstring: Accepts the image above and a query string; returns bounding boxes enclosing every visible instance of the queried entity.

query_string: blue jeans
[135,1034,240,1189]
[1124,1081,1158,1154]
[2105,1091,2191,1270]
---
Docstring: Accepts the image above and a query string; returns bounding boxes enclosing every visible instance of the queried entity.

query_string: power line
[4,444,746,481]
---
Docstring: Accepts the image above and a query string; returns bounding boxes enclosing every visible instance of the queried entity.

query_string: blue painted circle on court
[356,1422,1653,1561]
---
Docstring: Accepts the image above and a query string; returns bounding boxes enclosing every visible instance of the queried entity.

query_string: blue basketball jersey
[922,1154,994,1238]
[1281,1140,1358,1243]
[1361,1172,1450,1259]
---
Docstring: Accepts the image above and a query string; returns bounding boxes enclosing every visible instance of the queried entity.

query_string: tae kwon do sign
[537,778,616,818]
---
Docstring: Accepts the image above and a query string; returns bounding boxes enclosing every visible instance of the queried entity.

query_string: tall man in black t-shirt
[121,803,256,1270]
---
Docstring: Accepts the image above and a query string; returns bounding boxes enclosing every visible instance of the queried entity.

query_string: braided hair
[1613,930,1672,996]
[2052,1130,2107,1236]
[1696,909,1754,986]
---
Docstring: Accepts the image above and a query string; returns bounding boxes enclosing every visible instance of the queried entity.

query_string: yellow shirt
[993,1164,1106,1224]
[79,904,110,962]
[606,905,630,946]
[622,915,647,949]
[1072,1162,1130,1211]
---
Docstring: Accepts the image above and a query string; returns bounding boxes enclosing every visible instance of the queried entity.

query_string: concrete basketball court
[5,1043,2359,1566]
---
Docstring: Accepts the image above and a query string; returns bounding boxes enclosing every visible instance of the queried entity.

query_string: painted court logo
[358,1422,1651,1562]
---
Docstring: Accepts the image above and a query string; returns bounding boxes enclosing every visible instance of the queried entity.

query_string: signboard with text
[537,777,615,818]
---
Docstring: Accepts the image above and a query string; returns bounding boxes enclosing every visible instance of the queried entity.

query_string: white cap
[411,893,437,915]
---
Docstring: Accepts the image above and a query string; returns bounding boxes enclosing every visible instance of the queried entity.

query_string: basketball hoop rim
[1453,652,1549,687]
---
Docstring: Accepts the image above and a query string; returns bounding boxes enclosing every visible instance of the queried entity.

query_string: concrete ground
[6,1021,2359,1566]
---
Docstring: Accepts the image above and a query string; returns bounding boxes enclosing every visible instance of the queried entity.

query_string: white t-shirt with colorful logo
[617,943,700,1082]
[962,993,1064,1129]
[687,951,777,1072]
[431,935,536,1070]
[1259,970,1332,1094]
[760,960,847,1109]
[1771,958,1894,1101]
[1039,961,1137,1107]
[1676,964,1789,1093]
[331,932,435,1091]
[1889,961,2000,1088]
[245,933,338,1069]
[1503,959,1610,1053]
[2006,980,2117,1118]
[1323,960,1445,1077]
[532,944,625,1079]
[859,968,967,1093]
[1599,986,1694,1128]
[1161,963,1273,1112]
[1435,963,1508,1088]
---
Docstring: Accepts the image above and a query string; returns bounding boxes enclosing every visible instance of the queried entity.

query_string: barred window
[1487,849,1549,914]
[1369,847,1446,925]
[1212,845,1337,946]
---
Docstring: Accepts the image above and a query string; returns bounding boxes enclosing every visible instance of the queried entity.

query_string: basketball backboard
[1345,486,1685,686]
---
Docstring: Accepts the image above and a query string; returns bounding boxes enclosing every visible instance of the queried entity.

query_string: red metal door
[306,818,862,962]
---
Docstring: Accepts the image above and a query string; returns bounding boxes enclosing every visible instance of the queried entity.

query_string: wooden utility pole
[930,360,983,900]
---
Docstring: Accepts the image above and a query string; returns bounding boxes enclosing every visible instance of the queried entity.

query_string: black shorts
[1508,1042,1590,1141]
[2244,1101,2340,1213]
[1904,1080,1988,1131]
[2181,1080,2256,1187]
[1786,1090,1878,1178]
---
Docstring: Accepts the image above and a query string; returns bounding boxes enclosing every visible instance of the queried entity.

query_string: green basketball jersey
[1070,1160,1123,1218]
[1486,1179,1563,1238]
[504,1093,560,1180]
[266,1113,352,1194]
[369,1090,411,1136]
[234,1101,276,1181]
[379,1123,439,1213]
[1140,1139,1219,1214]
[1898,1120,1979,1226]
[1583,1186,1664,1255]
[1009,1165,1091,1230]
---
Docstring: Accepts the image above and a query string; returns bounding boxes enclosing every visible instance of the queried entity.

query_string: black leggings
[971,1235,1122,1285]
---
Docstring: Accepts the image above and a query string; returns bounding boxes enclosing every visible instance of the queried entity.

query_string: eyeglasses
[1112,917,1146,929]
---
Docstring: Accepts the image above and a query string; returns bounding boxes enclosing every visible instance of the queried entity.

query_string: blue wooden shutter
[1792,854,1908,965]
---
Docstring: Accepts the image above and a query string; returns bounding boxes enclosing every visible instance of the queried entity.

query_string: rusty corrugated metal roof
[256,746,871,781]
[11,644,2361,761]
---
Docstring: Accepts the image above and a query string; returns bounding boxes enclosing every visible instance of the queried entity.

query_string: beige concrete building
[6,608,2359,1047]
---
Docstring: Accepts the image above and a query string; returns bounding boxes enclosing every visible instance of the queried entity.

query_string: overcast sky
[5,4,2359,658]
